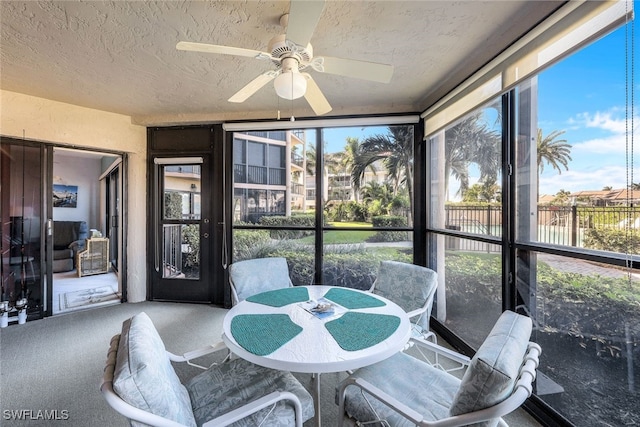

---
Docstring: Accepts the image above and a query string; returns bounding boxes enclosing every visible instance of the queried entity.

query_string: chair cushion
[52,258,74,273]
[229,257,293,303]
[449,310,532,427]
[186,357,314,426]
[53,248,74,260]
[112,312,196,427]
[342,351,460,426]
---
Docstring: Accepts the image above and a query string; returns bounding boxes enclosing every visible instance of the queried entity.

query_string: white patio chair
[101,312,314,427]
[369,261,438,342]
[229,257,294,306]
[337,310,541,427]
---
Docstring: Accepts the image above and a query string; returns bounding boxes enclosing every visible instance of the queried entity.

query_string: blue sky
[322,126,386,154]
[537,5,639,196]
[318,5,639,198]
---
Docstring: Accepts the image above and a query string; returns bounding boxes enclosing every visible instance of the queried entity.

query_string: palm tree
[537,129,572,174]
[361,181,394,206]
[324,152,346,202]
[444,113,501,200]
[361,181,396,217]
[306,143,350,204]
[305,144,317,175]
[352,126,414,224]
[342,137,362,202]
[552,189,572,205]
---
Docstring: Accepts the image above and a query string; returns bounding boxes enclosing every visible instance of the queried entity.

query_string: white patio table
[222,285,411,427]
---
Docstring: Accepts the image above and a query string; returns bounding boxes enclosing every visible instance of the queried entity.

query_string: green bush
[233,228,270,260]
[182,225,200,268]
[258,214,315,240]
[369,215,409,242]
[445,253,502,303]
[164,192,183,218]
[445,253,640,339]
[578,207,637,227]
[326,201,368,222]
[321,251,381,290]
[270,247,316,286]
[265,243,406,289]
[584,227,640,254]
[367,199,386,218]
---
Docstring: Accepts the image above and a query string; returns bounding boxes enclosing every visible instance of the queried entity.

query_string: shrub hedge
[369,215,409,242]
[258,214,316,239]
[584,227,640,254]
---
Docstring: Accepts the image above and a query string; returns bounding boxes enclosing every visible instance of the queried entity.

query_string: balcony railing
[291,152,304,168]
[268,168,285,185]
[291,183,304,195]
[234,164,285,186]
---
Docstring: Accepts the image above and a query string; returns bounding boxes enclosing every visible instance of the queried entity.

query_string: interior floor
[53,268,120,315]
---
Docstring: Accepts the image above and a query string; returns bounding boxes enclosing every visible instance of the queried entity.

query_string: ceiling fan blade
[286,0,326,47]
[319,56,394,83]
[228,71,278,103]
[302,73,332,116]
[177,41,271,60]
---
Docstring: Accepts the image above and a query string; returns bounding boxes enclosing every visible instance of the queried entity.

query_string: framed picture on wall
[53,184,78,208]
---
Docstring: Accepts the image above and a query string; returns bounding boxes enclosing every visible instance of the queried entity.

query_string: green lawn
[328,221,373,228]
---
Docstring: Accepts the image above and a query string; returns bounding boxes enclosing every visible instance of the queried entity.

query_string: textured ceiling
[0,1,563,126]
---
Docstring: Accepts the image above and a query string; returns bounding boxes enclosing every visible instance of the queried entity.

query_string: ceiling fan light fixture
[274,71,307,100]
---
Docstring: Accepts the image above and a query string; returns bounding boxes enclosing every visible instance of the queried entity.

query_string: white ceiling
[0,1,563,126]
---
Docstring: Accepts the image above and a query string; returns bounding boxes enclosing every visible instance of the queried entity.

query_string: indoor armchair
[52,220,88,272]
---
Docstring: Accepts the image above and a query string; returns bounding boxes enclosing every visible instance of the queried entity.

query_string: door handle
[203,233,209,239]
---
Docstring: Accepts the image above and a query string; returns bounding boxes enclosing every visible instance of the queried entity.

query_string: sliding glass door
[1,139,45,320]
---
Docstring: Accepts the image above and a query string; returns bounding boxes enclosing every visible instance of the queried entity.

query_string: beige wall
[0,90,147,302]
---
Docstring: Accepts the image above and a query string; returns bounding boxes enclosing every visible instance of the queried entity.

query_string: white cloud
[570,109,640,135]
[538,165,635,195]
[572,133,626,154]
[578,109,627,134]
[566,109,640,155]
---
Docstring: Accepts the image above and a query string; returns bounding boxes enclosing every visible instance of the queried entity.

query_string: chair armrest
[202,390,305,427]
[409,336,471,367]
[167,341,230,370]
[69,239,86,252]
[406,308,426,320]
[101,380,187,427]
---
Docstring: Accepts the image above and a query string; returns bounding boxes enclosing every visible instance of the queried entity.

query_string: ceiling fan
[176,0,394,116]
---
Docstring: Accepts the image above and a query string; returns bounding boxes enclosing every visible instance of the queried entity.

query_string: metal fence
[445,205,639,250]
